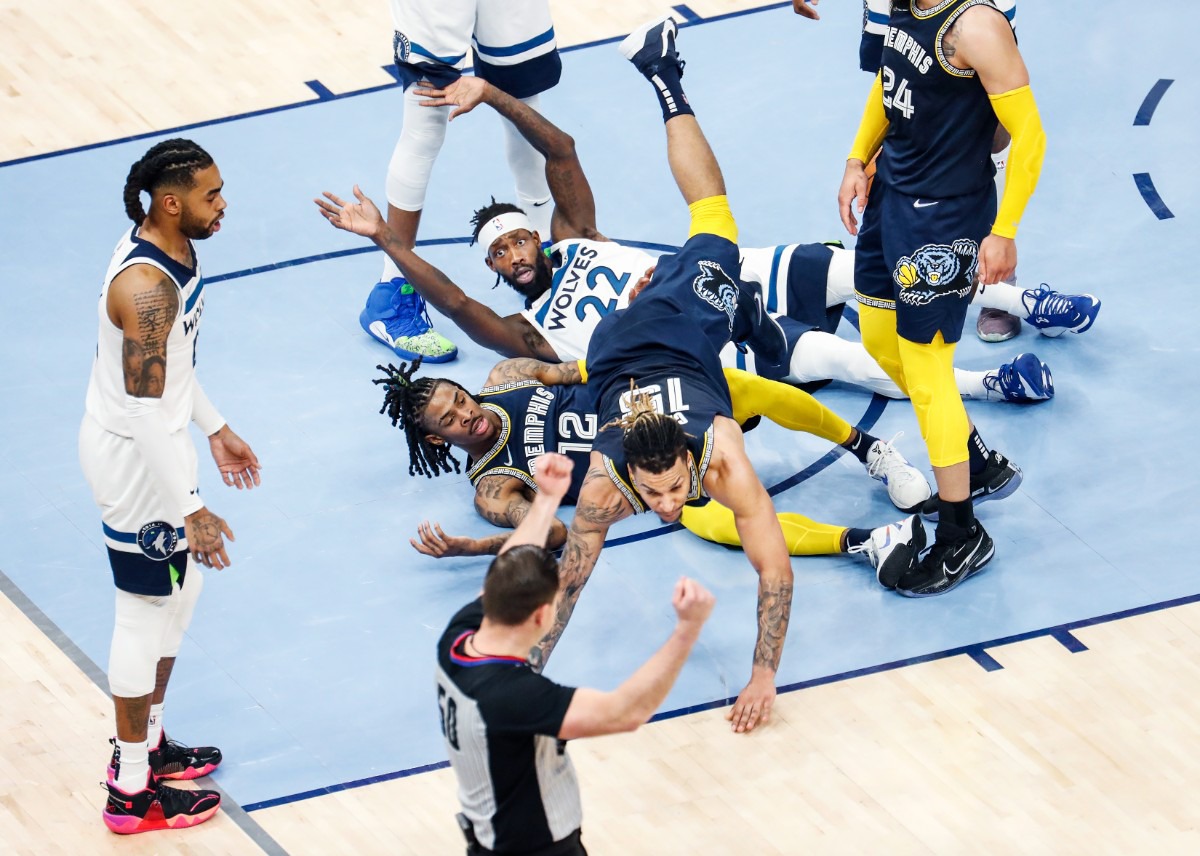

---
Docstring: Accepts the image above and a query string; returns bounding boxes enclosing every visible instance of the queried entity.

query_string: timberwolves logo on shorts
[393,31,412,63]
[692,260,738,331]
[893,240,978,307]
[138,521,178,561]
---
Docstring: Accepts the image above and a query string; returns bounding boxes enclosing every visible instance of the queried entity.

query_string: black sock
[843,430,877,465]
[647,64,693,122]
[968,428,990,475]
[935,498,975,543]
[843,527,874,551]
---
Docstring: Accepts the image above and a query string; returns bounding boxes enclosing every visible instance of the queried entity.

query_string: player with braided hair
[374,359,463,479]
[389,357,922,584]
[81,138,261,834]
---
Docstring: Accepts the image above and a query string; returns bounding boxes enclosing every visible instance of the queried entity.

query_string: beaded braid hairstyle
[374,359,466,479]
[602,381,690,475]
[122,138,215,225]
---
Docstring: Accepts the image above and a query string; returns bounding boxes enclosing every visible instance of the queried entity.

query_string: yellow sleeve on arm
[848,73,889,163]
[989,84,1046,239]
[576,359,587,383]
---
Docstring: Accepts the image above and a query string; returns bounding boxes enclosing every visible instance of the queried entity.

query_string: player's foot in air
[982,353,1054,402]
[618,14,684,78]
[1020,283,1101,337]
[849,514,927,589]
[360,277,458,363]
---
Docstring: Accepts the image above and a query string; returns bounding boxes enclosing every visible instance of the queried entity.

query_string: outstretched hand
[411,521,482,558]
[413,76,491,121]
[314,186,385,239]
[209,427,261,490]
[533,452,574,502]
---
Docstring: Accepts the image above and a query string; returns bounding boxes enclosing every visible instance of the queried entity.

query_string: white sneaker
[848,514,926,589]
[864,433,932,512]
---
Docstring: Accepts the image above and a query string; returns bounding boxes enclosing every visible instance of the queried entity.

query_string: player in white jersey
[362,0,563,364]
[318,69,1084,405]
[80,139,261,835]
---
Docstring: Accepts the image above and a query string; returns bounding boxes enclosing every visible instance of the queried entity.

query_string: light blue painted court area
[0,1,1195,811]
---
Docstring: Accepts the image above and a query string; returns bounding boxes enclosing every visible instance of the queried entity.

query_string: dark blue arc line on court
[0,1,792,171]
[204,237,679,284]
[672,4,703,22]
[1133,173,1174,220]
[243,587,1200,813]
[1134,79,1173,126]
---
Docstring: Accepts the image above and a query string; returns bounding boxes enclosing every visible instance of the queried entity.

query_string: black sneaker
[617,14,684,78]
[102,776,221,834]
[150,732,223,780]
[920,451,1023,520]
[895,523,995,597]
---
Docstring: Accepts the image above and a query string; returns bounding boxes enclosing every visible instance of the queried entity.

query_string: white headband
[479,211,536,248]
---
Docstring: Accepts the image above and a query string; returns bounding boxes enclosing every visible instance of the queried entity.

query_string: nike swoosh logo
[532,200,550,207]
[943,539,982,578]
[913,200,939,208]
[502,448,513,467]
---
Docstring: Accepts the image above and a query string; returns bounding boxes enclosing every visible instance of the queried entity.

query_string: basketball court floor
[1,1,1197,852]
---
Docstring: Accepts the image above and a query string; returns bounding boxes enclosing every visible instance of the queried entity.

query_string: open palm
[315,185,384,238]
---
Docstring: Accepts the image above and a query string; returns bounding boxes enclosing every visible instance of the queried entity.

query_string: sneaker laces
[846,540,878,567]
[1026,284,1077,323]
[866,432,913,482]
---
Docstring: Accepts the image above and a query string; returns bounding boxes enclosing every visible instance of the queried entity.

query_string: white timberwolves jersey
[523,238,656,361]
[85,226,206,436]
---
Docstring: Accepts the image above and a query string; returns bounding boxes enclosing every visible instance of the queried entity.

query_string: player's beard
[180,206,220,240]
[505,255,553,304]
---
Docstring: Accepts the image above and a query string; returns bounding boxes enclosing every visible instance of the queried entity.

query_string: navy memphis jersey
[875,0,1005,197]
[468,381,597,502]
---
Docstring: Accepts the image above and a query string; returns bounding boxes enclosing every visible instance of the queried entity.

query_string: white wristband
[126,396,204,518]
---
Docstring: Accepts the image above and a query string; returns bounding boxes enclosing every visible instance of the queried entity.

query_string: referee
[435,452,715,855]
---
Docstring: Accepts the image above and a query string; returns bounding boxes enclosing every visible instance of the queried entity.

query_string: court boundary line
[241,588,1200,813]
[0,568,291,856]
[0,2,793,171]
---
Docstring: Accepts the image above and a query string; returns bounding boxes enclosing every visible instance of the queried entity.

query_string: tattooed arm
[530,453,633,671]
[484,357,584,388]
[109,264,235,570]
[705,416,794,733]
[410,474,569,558]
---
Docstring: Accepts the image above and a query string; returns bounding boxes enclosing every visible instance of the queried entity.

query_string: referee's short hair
[483,545,560,626]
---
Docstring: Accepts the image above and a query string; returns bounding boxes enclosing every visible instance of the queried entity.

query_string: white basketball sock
[147,703,165,749]
[974,280,1028,318]
[114,738,150,793]
[502,95,552,241]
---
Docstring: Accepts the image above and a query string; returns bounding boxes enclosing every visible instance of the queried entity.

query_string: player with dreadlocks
[81,138,262,834]
[374,358,463,479]
[378,356,923,577]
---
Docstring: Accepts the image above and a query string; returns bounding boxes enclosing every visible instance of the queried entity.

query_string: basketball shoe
[360,277,458,362]
[102,774,221,835]
[1021,283,1101,337]
[896,522,994,597]
[849,514,927,589]
[108,733,222,782]
[982,353,1054,402]
[920,451,1023,520]
[977,307,1022,342]
[618,14,683,78]
[865,434,933,512]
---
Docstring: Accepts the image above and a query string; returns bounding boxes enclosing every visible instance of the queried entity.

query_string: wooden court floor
[2,1,1198,853]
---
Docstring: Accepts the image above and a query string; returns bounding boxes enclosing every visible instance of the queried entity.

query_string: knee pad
[160,566,203,659]
[108,589,173,698]
[386,89,451,211]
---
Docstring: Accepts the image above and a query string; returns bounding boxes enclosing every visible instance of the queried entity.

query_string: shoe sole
[103,803,220,834]
[360,311,458,363]
[617,14,677,61]
[155,761,221,781]
[896,540,995,598]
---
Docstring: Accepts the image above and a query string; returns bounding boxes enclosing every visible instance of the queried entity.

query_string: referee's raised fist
[673,577,715,625]
[533,452,574,500]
